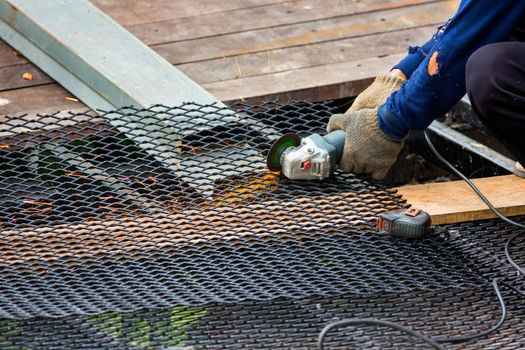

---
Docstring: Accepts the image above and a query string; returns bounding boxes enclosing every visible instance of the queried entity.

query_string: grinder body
[279,130,346,180]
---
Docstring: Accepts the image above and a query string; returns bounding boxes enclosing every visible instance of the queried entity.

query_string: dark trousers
[466,42,525,166]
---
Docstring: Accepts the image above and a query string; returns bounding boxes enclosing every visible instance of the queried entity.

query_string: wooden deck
[0,0,458,116]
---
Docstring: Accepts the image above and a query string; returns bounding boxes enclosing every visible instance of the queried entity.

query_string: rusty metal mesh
[0,101,524,349]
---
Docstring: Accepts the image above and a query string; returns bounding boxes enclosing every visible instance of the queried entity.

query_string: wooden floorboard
[153,1,449,64]
[0,0,458,116]
[0,64,51,91]
[0,43,27,67]
[127,0,437,46]
[0,84,83,117]
[0,24,437,95]
[0,0,438,70]
[91,0,287,26]
[177,26,437,85]
[205,53,406,103]
[1,3,444,92]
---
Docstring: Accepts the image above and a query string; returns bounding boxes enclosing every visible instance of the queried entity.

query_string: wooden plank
[0,192,390,268]
[0,54,403,115]
[0,84,84,117]
[153,1,453,64]
[0,25,437,93]
[0,0,454,129]
[395,175,525,225]
[129,0,438,46]
[178,25,437,85]
[0,41,28,67]
[0,26,435,121]
[0,63,52,91]
[91,0,287,26]
[0,0,443,70]
[204,53,406,103]
[0,1,450,102]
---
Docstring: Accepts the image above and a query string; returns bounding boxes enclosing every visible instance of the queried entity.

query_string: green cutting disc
[266,133,301,172]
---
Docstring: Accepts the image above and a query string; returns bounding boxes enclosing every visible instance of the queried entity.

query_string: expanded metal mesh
[0,101,524,349]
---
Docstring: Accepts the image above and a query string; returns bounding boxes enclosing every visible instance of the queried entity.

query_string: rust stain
[427,51,439,76]
[8,3,18,27]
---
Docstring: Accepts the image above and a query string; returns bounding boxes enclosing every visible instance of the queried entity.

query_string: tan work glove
[348,75,405,112]
[327,108,404,179]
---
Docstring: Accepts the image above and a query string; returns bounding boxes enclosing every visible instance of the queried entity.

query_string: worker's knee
[466,44,501,118]
[466,43,523,120]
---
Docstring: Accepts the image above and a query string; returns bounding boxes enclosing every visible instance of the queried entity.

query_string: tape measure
[376,208,431,239]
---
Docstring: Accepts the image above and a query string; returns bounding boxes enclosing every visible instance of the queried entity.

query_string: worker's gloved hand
[327,108,404,179]
[348,74,405,112]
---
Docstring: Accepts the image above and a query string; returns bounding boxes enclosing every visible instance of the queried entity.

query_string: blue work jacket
[379,0,525,140]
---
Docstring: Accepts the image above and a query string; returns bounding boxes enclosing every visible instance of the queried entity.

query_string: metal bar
[448,95,485,129]
[0,0,280,194]
[0,0,222,110]
[428,120,515,173]
[0,0,235,145]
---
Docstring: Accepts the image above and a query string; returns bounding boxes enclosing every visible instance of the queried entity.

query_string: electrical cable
[317,130,525,350]
[317,319,446,350]
[423,130,524,342]
[317,278,506,349]
[506,232,525,275]
[431,277,506,343]
[423,131,525,276]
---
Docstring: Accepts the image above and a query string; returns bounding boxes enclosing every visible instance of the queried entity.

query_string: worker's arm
[328,0,525,179]
[347,24,440,112]
[346,22,439,111]
[391,36,437,79]
[390,0,478,80]
[380,0,525,140]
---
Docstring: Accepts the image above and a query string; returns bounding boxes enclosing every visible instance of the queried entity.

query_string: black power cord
[317,278,506,350]
[317,130,524,350]
[423,131,525,275]
[318,319,446,350]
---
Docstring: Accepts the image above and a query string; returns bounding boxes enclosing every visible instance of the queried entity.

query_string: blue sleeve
[392,0,473,78]
[392,39,435,79]
[379,0,525,140]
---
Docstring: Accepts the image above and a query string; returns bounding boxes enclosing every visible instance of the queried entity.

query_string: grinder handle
[322,130,346,163]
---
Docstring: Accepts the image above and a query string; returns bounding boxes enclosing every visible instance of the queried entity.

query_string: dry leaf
[66,97,79,102]
[22,72,33,81]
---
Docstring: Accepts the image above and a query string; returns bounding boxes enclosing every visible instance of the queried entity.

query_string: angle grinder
[266,130,346,181]
[266,131,431,238]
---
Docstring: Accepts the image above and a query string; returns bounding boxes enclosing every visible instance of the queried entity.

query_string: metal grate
[0,101,524,348]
